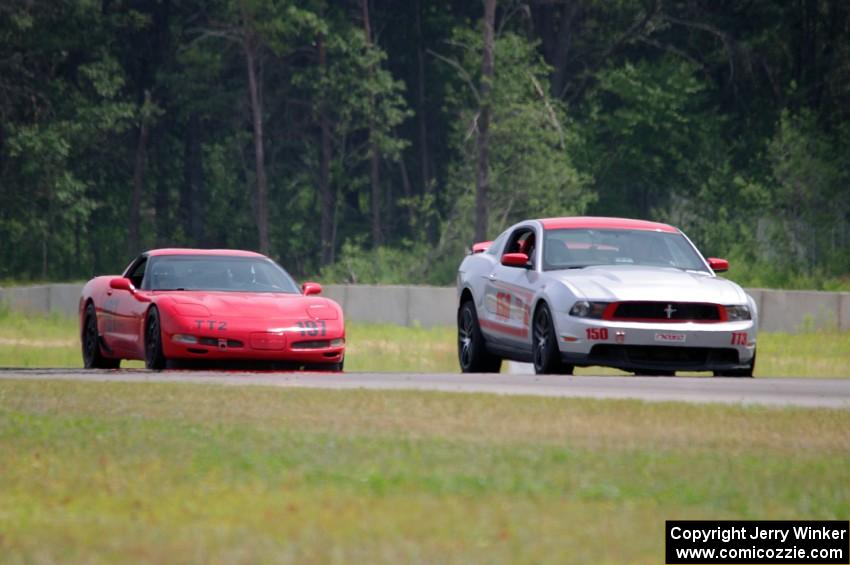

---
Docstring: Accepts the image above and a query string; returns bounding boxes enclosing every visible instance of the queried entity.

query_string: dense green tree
[0,0,847,287]
[442,29,592,231]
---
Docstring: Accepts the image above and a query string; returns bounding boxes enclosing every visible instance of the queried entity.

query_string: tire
[304,358,344,372]
[144,307,167,370]
[81,303,120,369]
[633,370,675,377]
[714,350,756,378]
[458,300,502,373]
[532,303,573,375]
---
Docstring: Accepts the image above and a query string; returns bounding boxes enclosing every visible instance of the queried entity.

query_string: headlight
[307,304,339,320]
[569,301,609,318]
[172,334,198,344]
[174,303,211,317]
[725,305,752,321]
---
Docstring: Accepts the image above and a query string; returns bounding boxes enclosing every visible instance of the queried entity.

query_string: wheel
[714,350,756,378]
[328,357,345,372]
[144,307,167,370]
[81,303,120,369]
[532,303,573,375]
[304,358,344,372]
[458,300,502,373]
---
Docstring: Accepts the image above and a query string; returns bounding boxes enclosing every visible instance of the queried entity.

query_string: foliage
[441,29,593,236]
[0,1,848,286]
[319,240,430,285]
[765,110,850,276]
[582,59,705,213]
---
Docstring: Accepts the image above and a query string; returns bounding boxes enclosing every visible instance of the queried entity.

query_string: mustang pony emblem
[664,304,677,319]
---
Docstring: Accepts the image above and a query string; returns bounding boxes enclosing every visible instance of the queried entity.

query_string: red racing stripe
[480,318,529,338]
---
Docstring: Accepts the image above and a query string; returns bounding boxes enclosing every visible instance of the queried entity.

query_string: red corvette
[79,249,345,370]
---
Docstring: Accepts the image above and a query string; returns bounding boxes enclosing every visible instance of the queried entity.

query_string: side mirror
[707,257,729,273]
[109,277,135,292]
[302,282,322,296]
[501,253,529,268]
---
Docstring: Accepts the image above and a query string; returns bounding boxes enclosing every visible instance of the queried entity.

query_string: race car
[457,217,758,376]
[79,249,345,370]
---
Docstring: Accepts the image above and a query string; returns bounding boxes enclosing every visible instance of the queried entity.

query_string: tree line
[1,0,848,288]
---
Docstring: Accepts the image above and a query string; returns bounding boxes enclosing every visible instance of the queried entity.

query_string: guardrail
[1,283,848,333]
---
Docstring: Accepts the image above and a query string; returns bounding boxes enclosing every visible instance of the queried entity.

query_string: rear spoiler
[471,241,493,254]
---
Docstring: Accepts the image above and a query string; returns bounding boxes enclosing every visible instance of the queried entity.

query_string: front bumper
[554,313,756,372]
[160,316,345,365]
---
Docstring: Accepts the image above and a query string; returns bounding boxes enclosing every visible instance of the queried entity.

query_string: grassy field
[0,380,848,563]
[1,309,848,376]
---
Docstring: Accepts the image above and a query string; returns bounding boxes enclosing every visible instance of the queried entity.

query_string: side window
[485,232,508,256]
[503,228,536,266]
[127,258,147,289]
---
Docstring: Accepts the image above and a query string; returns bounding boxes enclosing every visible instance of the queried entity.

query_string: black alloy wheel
[82,303,119,369]
[714,350,756,378]
[532,303,573,375]
[458,300,502,373]
[145,307,167,370]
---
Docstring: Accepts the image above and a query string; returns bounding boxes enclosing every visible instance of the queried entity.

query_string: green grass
[345,323,456,372]
[0,380,848,563]
[0,310,848,376]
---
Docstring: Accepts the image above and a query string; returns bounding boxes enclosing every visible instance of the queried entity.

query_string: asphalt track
[1,368,849,408]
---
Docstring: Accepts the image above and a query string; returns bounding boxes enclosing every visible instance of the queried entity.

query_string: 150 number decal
[296,320,326,337]
[586,328,609,340]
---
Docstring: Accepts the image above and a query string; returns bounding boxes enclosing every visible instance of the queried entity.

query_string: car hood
[550,265,747,304]
[156,291,340,319]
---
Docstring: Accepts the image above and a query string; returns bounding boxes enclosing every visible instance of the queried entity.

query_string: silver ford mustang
[456,217,757,376]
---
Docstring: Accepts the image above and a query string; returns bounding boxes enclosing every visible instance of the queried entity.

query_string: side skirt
[486,342,533,363]
[98,335,114,354]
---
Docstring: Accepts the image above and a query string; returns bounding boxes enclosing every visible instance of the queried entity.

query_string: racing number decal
[296,320,327,337]
[482,284,532,338]
[730,332,747,345]
[586,328,609,340]
[495,292,511,319]
[195,320,228,331]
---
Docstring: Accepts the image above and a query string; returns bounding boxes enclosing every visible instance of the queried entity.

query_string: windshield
[542,229,709,272]
[142,255,300,293]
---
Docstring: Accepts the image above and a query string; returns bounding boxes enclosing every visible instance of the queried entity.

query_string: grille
[610,302,721,322]
[198,337,244,347]
[290,340,331,350]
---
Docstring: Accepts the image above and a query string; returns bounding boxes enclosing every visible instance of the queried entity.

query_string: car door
[480,225,540,350]
[104,257,150,357]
